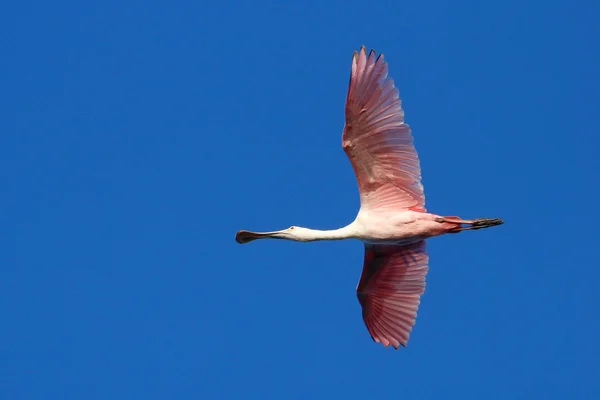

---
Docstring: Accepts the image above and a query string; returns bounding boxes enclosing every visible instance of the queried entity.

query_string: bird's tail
[441,216,504,233]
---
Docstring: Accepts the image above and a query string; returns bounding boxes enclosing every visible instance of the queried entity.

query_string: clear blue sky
[4,0,600,398]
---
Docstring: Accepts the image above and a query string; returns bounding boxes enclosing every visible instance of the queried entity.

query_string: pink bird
[236,46,503,349]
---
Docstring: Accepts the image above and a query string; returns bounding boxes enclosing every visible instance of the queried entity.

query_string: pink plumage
[235,46,503,349]
[343,47,425,213]
[357,241,428,349]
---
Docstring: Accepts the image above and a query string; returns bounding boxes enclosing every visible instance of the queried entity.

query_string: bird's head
[235,226,312,244]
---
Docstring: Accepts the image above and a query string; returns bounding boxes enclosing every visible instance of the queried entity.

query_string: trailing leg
[437,216,504,233]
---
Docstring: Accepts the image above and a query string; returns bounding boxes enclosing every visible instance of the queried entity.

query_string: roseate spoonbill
[235,46,503,349]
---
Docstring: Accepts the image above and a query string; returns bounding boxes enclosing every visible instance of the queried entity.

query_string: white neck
[293,225,356,242]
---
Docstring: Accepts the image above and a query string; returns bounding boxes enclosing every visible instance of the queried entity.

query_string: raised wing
[343,46,425,212]
[356,241,429,349]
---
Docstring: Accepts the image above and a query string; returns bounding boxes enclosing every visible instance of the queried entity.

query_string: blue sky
[3,0,600,398]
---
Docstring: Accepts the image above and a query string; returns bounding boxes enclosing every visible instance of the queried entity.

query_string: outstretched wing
[343,46,425,212]
[356,241,429,349]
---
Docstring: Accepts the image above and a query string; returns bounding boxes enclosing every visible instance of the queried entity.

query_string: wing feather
[356,241,429,349]
[343,46,425,212]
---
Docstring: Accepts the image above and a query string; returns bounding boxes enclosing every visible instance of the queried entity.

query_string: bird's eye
[289,226,295,230]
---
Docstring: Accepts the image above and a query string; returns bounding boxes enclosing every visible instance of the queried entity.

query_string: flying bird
[235,46,503,349]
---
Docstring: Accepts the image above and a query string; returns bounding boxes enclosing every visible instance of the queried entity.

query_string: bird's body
[353,209,448,244]
[236,46,503,349]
